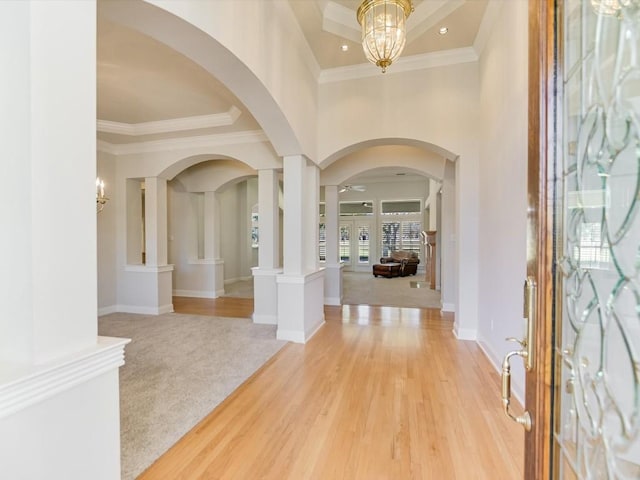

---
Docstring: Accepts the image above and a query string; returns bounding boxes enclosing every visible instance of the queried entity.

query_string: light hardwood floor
[140,299,524,479]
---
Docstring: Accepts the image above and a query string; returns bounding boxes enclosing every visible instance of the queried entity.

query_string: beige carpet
[342,271,442,309]
[221,272,441,309]
[98,312,286,480]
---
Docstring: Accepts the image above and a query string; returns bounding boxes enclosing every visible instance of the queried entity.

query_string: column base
[252,267,282,325]
[323,263,343,306]
[276,269,325,343]
[120,265,174,314]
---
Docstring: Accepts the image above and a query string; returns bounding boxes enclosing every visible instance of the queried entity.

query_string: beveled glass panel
[555,1,640,478]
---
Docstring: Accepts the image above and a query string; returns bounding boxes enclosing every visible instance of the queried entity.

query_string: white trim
[224,276,253,285]
[98,305,118,317]
[187,258,224,265]
[324,296,342,306]
[441,302,455,312]
[252,313,278,325]
[319,47,478,83]
[97,130,268,156]
[322,1,360,43]
[473,0,503,57]
[124,264,174,273]
[277,317,325,344]
[97,106,242,136]
[406,0,465,43]
[452,326,476,341]
[477,337,524,406]
[0,336,130,419]
[251,267,284,276]
[116,304,174,315]
[276,269,325,284]
[172,289,222,299]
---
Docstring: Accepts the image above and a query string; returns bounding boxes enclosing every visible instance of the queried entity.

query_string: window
[358,225,370,263]
[340,224,351,262]
[381,200,420,215]
[380,199,422,258]
[319,223,326,262]
[340,202,373,216]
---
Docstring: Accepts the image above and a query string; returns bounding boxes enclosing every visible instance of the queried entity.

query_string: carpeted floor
[223,272,441,309]
[98,312,286,480]
[342,271,441,309]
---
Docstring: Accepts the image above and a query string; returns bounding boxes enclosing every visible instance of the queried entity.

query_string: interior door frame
[526,0,557,478]
[340,218,375,272]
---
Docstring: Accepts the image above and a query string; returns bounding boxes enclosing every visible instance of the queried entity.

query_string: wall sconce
[96,177,109,213]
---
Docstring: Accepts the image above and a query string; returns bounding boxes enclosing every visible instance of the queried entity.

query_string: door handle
[501,349,532,431]
[499,277,537,431]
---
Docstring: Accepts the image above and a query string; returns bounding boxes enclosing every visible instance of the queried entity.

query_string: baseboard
[172,289,218,299]
[441,302,455,312]
[224,276,253,285]
[452,325,476,341]
[252,313,277,325]
[277,318,325,344]
[98,305,117,317]
[477,337,524,406]
[116,304,174,315]
[324,296,342,306]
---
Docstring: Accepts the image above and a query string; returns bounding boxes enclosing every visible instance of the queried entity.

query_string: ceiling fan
[339,184,366,193]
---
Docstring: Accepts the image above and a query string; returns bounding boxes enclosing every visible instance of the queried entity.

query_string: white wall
[476,0,529,400]
[169,172,259,293]
[98,151,118,314]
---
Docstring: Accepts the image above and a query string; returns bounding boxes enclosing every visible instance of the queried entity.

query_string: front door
[522,0,640,477]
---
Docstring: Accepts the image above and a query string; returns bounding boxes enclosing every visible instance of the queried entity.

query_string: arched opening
[320,141,458,312]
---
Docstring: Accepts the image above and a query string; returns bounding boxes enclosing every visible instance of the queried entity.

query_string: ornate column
[252,169,282,324]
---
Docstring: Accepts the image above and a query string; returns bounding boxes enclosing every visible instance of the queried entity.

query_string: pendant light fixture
[357,0,413,73]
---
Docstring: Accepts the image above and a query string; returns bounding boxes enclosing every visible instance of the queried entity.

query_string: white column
[144,177,168,267]
[252,169,282,325]
[0,2,128,479]
[203,191,221,260]
[305,163,320,273]
[440,161,456,315]
[196,191,225,297]
[277,156,324,342]
[120,177,173,314]
[427,178,440,231]
[257,169,280,269]
[323,185,343,305]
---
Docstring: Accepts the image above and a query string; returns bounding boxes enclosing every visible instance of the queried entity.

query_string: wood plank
[138,299,524,479]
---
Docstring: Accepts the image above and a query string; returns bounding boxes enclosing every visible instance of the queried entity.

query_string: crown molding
[473,0,503,57]
[406,0,464,43]
[322,1,360,43]
[97,106,242,136]
[318,47,478,83]
[97,130,269,156]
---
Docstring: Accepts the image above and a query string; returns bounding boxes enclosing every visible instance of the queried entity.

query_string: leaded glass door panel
[553,0,640,477]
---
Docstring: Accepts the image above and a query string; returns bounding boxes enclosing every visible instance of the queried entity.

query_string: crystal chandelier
[357,0,413,73]
[96,177,109,213]
[591,0,630,16]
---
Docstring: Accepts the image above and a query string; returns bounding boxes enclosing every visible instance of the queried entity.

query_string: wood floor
[139,298,524,479]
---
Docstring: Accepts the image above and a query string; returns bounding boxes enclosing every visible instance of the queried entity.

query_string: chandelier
[357,0,413,73]
[591,0,630,16]
[96,177,109,213]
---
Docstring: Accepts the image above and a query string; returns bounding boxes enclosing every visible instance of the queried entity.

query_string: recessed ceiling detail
[97,106,242,136]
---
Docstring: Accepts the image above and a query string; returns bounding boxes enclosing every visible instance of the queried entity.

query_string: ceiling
[97,0,488,155]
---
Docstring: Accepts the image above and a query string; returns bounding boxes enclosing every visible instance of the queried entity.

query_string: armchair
[379,250,420,277]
